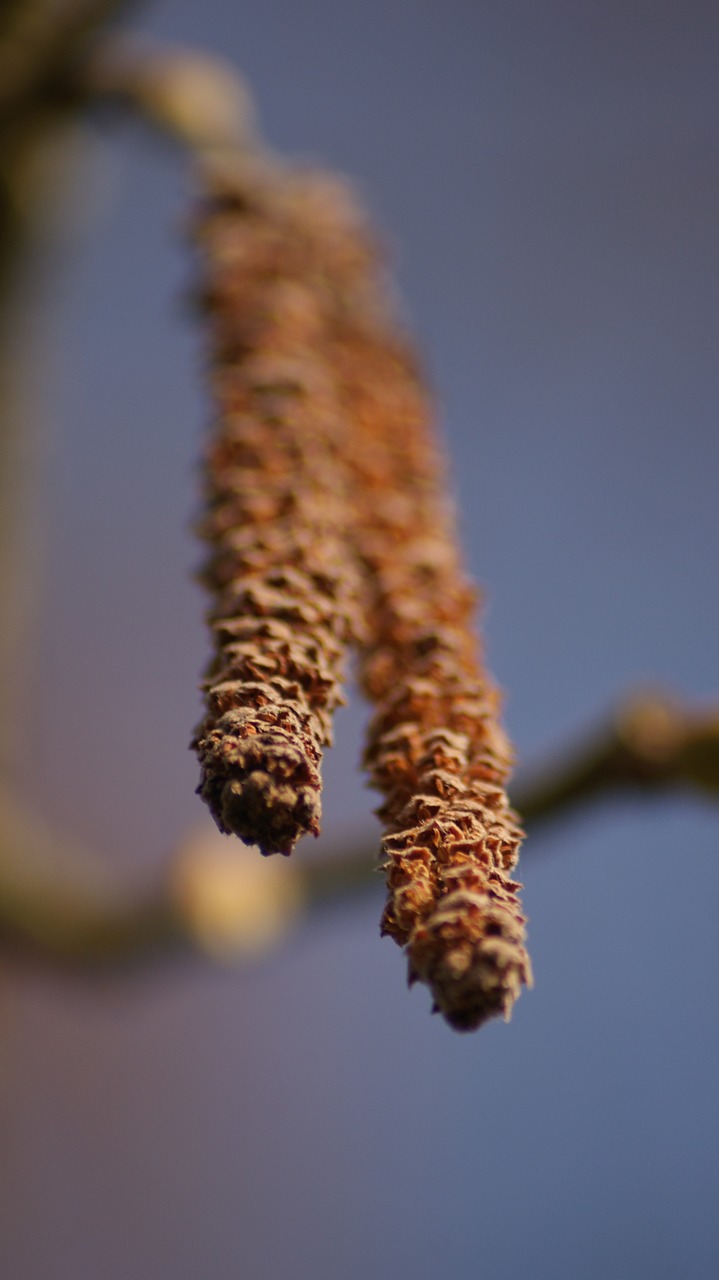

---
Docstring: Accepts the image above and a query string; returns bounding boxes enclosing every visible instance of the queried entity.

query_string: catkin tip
[408,890,533,1031]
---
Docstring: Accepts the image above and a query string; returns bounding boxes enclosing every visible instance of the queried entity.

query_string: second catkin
[277,177,532,1030]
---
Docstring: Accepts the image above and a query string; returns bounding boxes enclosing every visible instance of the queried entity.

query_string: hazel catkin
[271,175,533,1028]
[191,162,531,1029]
[191,176,362,856]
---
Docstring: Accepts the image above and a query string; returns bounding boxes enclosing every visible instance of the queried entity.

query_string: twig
[512,690,719,829]
[0,787,373,969]
[0,785,182,967]
[0,0,139,122]
[0,691,716,970]
[0,35,715,976]
[81,42,259,157]
[0,3,143,763]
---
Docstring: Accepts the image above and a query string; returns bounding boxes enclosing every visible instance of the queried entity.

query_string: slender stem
[0,0,139,121]
[1,691,717,970]
[80,41,259,158]
[0,785,184,968]
[512,691,719,829]
[0,2,142,764]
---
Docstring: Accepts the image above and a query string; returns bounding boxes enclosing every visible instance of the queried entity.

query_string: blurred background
[1,1,719,1277]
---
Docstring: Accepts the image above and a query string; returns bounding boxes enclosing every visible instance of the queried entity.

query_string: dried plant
[191,165,531,1029]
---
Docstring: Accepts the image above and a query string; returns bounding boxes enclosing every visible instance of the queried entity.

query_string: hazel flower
[191,161,531,1029]
[191,174,362,856]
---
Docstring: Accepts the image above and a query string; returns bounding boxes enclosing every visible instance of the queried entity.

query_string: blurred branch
[0,784,183,967]
[0,3,142,763]
[0,118,87,766]
[0,23,716,975]
[0,788,308,969]
[0,0,139,122]
[0,0,141,294]
[82,42,259,158]
[512,690,719,829]
[1,691,717,971]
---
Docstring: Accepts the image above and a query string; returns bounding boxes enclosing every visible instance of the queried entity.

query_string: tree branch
[82,42,259,157]
[0,0,140,122]
[1,691,716,972]
[0,32,716,974]
[0,785,182,967]
[512,690,719,829]
[0,5,147,765]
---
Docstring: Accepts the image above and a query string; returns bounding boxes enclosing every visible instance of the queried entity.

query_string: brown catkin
[337,331,533,1030]
[191,161,531,1028]
[191,172,362,856]
[270,173,532,1029]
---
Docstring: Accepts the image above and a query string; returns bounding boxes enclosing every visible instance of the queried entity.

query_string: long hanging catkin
[337,328,532,1030]
[271,173,532,1029]
[191,171,362,856]
[191,160,531,1028]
